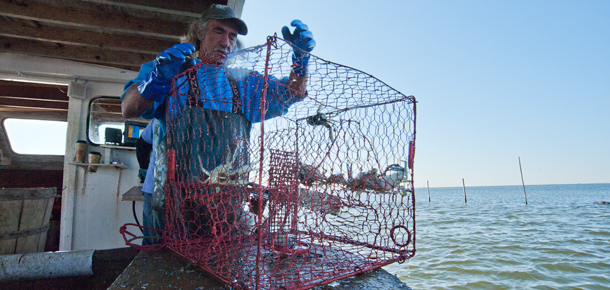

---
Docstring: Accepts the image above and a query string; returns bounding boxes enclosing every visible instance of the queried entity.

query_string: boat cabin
[0,0,245,253]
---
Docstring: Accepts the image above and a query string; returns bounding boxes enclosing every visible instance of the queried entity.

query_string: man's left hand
[282,20,316,54]
[282,20,316,77]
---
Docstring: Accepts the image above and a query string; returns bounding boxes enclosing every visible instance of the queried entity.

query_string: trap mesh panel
[164,36,416,290]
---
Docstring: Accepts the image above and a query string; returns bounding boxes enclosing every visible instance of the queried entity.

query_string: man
[122,4,313,118]
[121,4,315,241]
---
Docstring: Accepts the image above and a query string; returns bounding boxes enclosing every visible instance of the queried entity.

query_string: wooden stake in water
[462,178,467,203]
[427,180,431,202]
[519,156,528,205]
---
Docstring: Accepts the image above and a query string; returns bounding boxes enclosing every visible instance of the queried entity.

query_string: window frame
[86,96,149,147]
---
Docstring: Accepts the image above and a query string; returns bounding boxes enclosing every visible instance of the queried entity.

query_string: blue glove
[138,43,200,102]
[282,20,316,77]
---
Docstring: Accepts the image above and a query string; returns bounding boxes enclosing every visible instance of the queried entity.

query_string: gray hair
[181,18,243,57]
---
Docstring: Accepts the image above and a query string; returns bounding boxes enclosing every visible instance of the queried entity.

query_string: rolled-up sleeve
[121,61,162,120]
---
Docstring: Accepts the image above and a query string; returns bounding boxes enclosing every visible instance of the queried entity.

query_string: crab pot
[160,37,417,289]
[0,188,57,255]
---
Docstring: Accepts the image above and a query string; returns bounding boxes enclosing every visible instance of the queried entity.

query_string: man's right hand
[137,43,200,103]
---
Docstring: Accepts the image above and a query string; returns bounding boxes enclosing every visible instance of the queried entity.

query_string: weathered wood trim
[0,53,139,84]
[0,37,150,71]
[0,0,191,39]
[60,94,84,251]
[80,0,205,17]
[0,80,69,101]
[0,187,57,201]
[0,97,68,110]
[0,18,176,55]
[0,110,67,122]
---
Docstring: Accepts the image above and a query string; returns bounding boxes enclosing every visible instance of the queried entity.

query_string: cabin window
[3,119,68,155]
[87,97,148,146]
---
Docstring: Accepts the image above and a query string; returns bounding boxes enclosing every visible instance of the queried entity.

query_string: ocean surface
[383,183,610,289]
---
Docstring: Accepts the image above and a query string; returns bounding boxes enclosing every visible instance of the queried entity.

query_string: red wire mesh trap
[131,36,416,290]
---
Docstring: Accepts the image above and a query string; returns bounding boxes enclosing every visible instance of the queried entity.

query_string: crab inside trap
[159,37,417,289]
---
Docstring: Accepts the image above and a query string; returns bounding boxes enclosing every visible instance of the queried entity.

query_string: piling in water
[427,180,430,202]
[462,178,467,203]
[519,157,528,205]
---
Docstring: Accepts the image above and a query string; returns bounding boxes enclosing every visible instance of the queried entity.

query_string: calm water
[384,183,610,289]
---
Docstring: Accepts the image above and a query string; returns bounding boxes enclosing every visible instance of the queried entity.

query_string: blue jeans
[142,192,163,245]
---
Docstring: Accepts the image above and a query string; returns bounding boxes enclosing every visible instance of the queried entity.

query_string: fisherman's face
[199,19,238,64]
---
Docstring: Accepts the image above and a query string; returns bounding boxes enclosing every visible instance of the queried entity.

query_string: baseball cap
[201,4,248,35]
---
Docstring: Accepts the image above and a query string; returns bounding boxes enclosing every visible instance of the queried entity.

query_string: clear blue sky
[240,0,610,187]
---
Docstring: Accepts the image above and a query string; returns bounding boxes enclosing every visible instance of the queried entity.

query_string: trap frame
[124,36,416,290]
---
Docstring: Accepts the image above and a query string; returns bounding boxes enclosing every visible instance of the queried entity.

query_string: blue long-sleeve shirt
[122,61,305,140]
[169,64,304,122]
